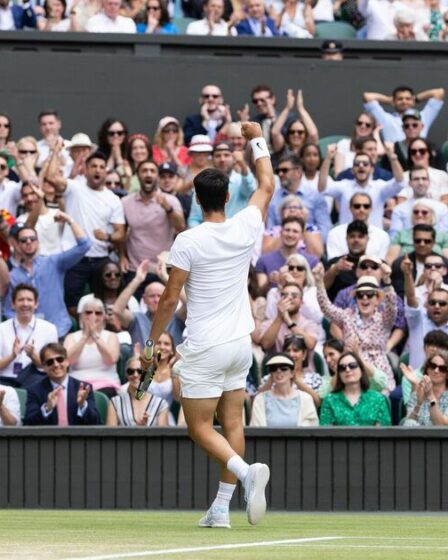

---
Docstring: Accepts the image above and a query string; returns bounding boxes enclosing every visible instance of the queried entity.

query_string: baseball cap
[67,133,93,148]
[158,162,178,176]
[402,109,421,122]
[265,353,295,369]
[321,40,343,54]
[188,134,213,153]
[157,116,180,131]
[213,141,234,154]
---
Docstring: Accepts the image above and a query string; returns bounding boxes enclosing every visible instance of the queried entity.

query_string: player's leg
[216,388,246,484]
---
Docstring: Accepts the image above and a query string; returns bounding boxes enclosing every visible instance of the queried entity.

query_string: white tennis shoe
[198,505,231,529]
[244,463,270,525]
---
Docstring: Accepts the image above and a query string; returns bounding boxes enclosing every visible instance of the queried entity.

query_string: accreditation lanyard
[13,317,37,353]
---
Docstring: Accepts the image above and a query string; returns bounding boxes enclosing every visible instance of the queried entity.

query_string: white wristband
[250,137,270,161]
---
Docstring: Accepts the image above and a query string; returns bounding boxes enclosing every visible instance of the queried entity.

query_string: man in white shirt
[140,122,274,528]
[36,110,72,169]
[0,385,20,426]
[326,192,390,260]
[186,0,236,36]
[86,0,137,32]
[0,153,21,216]
[319,143,405,228]
[358,0,407,40]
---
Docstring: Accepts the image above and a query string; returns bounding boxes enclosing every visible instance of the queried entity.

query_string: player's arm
[148,266,188,345]
[242,122,275,220]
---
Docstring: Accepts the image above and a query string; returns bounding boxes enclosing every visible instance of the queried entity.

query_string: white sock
[226,455,250,482]
[212,481,236,509]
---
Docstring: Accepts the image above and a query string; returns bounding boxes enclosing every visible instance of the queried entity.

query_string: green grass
[2,510,448,560]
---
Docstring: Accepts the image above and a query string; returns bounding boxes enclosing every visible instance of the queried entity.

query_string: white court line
[64,536,344,560]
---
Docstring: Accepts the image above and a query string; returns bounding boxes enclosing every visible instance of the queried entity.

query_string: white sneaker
[198,505,231,529]
[244,463,270,525]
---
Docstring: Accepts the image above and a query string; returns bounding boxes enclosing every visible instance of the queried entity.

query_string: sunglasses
[0,123,10,128]
[410,148,428,156]
[44,355,65,367]
[84,310,104,316]
[359,262,380,271]
[18,149,37,155]
[108,130,125,137]
[428,299,448,307]
[252,97,270,104]
[0,164,7,171]
[413,209,429,216]
[276,167,292,174]
[352,203,371,210]
[353,161,370,167]
[288,265,306,272]
[105,180,121,187]
[127,367,143,375]
[288,130,306,136]
[268,365,292,373]
[414,238,432,245]
[403,122,420,129]
[103,271,121,278]
[163,127,178,133]
[356,120,372,128]
[18,236,38,243]
[337,361,359,373]
[424,262,444,270]
[202,93,220,99]
[147,4,161,9]
[428,361,448,374]
[355,290,378,300]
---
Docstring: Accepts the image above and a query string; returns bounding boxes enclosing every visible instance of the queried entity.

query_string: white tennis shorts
[177,335,252,399]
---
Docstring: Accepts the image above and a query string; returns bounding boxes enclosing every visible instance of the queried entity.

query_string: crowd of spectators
[3,0,448,42]
[1,79,448,430]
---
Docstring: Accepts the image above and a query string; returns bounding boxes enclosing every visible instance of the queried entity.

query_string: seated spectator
[388,200,448,264]
[256,216,319,292]
[271,90,319,163]
[136,0,178,33]
[0,152,21,216]
[85,0,137,31]
[0,113,12,153]
[278,0,315,38]
[188,141,256,228]
[4,222,90,338]
[37,0,73,31]
[97,118,129,173]
[318,142,405,228]
[319,351,391,426]
[401,252,448,368]
[152,117,191,168]
[259,281,319,353]
[0,284,58,387]
[0,384,20,426]
[113,259,186,348]
[250,353,319,427]
[387,9,428,41]
[122,133,152,193]
[315,263,398,391]
[400,329,448,406]
[64,299,121,397]
[24,342,100,426]
[299,142,322,192]
[183,85,229,144]
[106,356,169,426]
[326,193,390,261]
[0,0,37,30]
[283,334,322,407]
[402,350,448,426]
[362,86,445,143]
[236,0,279,36]
[186,0,237,35]
[266,154,331,237]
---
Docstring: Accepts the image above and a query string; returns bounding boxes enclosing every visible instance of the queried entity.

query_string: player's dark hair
[194,168,229,213]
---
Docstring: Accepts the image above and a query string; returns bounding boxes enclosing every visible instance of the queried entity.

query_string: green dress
[319,390,391,426]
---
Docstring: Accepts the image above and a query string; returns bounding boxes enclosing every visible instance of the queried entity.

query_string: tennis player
[141,122,275,528]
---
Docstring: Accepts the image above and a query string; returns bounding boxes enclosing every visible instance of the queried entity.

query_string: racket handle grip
[144,339,154,361]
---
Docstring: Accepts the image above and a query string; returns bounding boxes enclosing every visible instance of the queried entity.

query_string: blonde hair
[153,119,185,149]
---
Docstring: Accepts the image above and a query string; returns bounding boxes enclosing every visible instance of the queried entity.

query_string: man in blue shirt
[4,214,90,338]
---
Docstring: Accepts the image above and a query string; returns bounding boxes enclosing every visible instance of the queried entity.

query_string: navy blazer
[12,4,37,29]
[24,376,100,426]
[235,17,279,37]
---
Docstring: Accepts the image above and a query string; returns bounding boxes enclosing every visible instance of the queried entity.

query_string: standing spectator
[136,0,178,33]
[66,133,94,180]
[235,0,279,35]
[186,0,237,35]
[158,162,192,220]
[178,134,213,195]
[0,153,21,216]
[188,141,256,227]
[326,193,390,261]
[97,118,129,172]
[24,342,100,426]
[0,0,37,30]
[121,160,185,284]
[152,117,191,168]
[362,85,445,143]
[387,9,428,40]
[0,385,20,426]
[3,221,90,338]
[123,133,152,193]
[85,0,137,31]
[319,351,391,426]
[240,85,283,151]
[69,0,102,31]
[36,110,72,169]
[183,84,230,144]
[336,136,391,181]
[0,284,58,387]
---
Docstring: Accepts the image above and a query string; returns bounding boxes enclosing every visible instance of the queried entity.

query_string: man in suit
[235,0,279,36]
[24,343,99,426]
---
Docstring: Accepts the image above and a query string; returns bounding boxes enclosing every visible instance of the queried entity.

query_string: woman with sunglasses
[386,200,448,264]
[0,114,12,152]
[402,350,448,426]
[270,89,319,162]
[97,118,129,172]
[106,356,169,426]
[334,112,383,176]
[123,134,152,193]
[319,351,391,426]
[11,137,41,185]
[136,0,178,33]
[314,262,398,392]
[250,353,318,427]
[64,299,121,397]
[152,116,190,169]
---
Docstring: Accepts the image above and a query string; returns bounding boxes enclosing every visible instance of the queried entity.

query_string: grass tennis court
[2,510,448,560]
